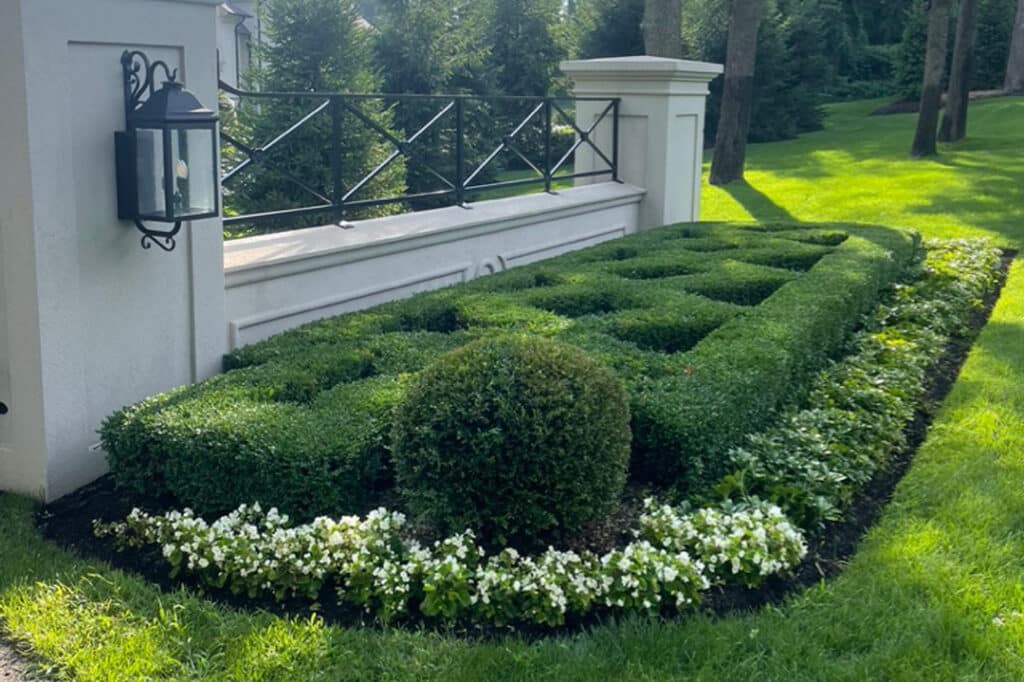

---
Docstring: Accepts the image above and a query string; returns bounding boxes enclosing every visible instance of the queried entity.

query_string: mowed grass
[2,98,1024,680]
[702,97,1024,246]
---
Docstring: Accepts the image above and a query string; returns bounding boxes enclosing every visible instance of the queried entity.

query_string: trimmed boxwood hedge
[393,336,632,550]
[101,222,917,520]
[630,226,915,489]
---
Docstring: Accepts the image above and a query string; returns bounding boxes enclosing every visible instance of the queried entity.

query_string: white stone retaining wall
[224,183,644,348]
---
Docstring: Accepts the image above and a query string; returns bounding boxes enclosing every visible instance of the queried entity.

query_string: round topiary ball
[392,335,631,549]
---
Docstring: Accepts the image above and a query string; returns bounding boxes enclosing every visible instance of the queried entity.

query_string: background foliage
[223,0,1020,227]
[222,0,406,232]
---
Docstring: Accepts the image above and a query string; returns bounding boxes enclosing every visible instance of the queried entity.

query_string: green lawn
[3,97,1024,680]
[470,167,574,201]
[702,97,1024,246]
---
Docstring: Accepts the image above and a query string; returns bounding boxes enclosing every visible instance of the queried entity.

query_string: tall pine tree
[223,0,406,232]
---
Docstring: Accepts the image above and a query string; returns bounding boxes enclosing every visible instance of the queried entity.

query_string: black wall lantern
[116,50,219,251]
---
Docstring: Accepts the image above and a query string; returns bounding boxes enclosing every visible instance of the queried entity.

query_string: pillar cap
[560,56,723,83]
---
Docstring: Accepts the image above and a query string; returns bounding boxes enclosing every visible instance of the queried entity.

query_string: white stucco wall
[562,57,722,229]
[224,183,644,348]
[0,3,13,451]
[0,221,9,452]
[0,0,226,500]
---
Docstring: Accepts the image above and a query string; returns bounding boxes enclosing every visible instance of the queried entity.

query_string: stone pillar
[560,56,723,230]
[0,0,226,500]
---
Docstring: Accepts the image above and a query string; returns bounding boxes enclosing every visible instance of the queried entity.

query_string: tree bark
[910,0,952,157]
[1005,0,1024,92]
[939,0,978,142]
[709,0,763,185]
[643,0,682,58]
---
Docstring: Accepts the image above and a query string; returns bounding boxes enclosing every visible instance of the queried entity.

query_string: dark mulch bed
[35,250,1014,634]
[870,98,921,116]
[0,641,31,682]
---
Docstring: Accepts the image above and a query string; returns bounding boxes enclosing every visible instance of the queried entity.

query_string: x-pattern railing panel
[219,81,620,229]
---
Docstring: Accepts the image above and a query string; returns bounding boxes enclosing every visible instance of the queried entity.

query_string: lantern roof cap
[131,81,218,125]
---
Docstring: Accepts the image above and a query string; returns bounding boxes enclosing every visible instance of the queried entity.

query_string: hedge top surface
[223,222,843,372]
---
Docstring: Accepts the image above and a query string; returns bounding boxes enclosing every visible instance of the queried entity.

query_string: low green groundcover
[101,222,917,520]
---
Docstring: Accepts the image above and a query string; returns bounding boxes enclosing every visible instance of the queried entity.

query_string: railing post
[455,98,466,206]
[544,98,553,193]
[611,98,620,183]
[560,57,722,228]
[330,96,344,220]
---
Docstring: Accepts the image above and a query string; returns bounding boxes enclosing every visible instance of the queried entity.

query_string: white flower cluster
[95,497,806,626]
[97,504,406,601]
[639,500,807,587]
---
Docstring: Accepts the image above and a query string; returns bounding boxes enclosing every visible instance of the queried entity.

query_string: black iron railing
[219,81,620,231]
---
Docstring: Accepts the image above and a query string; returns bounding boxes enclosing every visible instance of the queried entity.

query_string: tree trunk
[939,0,978,142]
[910,0,952,157]
[709,0,763,185]
[643,0,682,58]
[1005,0,1024,92]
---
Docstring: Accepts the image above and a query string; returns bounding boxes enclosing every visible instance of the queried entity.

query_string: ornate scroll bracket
[136,220,182,252]
[121,50,178,120]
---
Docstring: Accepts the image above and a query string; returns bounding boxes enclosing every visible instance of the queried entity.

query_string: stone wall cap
[560,56,723,77]
[225,182,646,276]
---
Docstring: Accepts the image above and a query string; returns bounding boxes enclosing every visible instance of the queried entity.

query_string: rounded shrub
[392,335,631,549]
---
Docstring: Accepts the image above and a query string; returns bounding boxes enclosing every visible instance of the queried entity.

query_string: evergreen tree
[223,0,405,232]
[375,0,488,96]
[479,0,571,178]
[893,0,930,98]
[575,0,646,58]
[487,0,569,97]
[373,0,490,202]
[853,0,915,44]
[974,0,1016,88]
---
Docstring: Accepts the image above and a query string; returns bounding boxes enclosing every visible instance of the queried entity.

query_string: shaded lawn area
[2,98,1024,680]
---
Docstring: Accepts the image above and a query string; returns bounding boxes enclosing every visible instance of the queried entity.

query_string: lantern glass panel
[168,127,217,219]
[135,127,168,219]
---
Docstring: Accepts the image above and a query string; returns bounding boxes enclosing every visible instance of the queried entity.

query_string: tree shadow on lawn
[719,180,798,222]
[0,496,355,681]
[736,99,1024,192]
[962,317,1024,375]
[906,152,1024,248]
